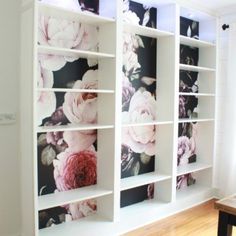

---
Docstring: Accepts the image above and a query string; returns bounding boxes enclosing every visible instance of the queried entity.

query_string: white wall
[215,12,236,197]
[0,1,21,236]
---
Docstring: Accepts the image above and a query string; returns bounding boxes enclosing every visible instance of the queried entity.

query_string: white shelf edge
[178,118,214,123]
[37,2,115,24]
[37,124,114,133]
[179,92,215,97]
[120,173,171,191]
[176,185,212,200]
[179,64,216,72]
[122,121,173,127]
[123,22,174,38]
[38,185,113,211]
[179,35,216,48]
[38,45,115,59]
[37,88,115,94]
[177,163,212,176]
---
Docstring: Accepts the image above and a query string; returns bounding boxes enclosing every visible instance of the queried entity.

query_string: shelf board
[179,92,215,97]
[178,118,214,123]
[177,163,212,176]
[38,185,112,211]
[38,45,115,59]
[38,2,115,25]
[123,22,174,38]
[37,88,115,94]
[179,64,216,72]
[37,124,114,133]
[120,172,171,191]
[180,35,216,48]
[122,121,173,127]
[176,184,212,201]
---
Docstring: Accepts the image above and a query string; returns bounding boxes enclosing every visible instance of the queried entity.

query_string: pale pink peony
[68,199,97,220]
[123,10,140,25]
[38,15,98,71]
[63,130,97,153]
[122,90,156,156]
[38,61,54,88]
[63,70,98,124]
[37,64,56,125]
[177,135,196,166]
[122,73,135,111]
[123,33,143,77]
[53,146,97,192]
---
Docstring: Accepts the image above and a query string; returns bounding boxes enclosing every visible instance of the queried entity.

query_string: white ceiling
[186,0,236,15]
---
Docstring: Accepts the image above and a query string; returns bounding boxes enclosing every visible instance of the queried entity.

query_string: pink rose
[63,70,98,124]
[38,61,54,88]
[37,64,56,125]
[122,73,135,111]
[177,135,196,166]
[123,11,140,25]
[68,199,97,220]
[122,90,156,156]
[63,130,97,153]
[38,15,98,71]
[53,146,97,191]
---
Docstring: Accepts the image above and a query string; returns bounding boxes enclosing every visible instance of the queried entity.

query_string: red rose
[53,147,97,191]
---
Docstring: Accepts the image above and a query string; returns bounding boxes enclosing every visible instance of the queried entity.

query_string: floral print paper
[121,0,157,207]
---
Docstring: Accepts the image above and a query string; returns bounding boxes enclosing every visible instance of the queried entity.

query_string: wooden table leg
[218,211,233,236]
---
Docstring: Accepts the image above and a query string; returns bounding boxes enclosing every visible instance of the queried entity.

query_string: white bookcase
[20,1,218,235]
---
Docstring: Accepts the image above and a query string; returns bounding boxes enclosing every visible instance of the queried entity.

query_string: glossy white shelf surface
[38,185,113,211]
[37,88,115,94]
[178,118,214,123]
[123,22,174,38]
[38,45,115,59]
[180,35,216,48]
[122,121,173,127]
[37,124,114,133]
[179,64,216,72]
[177,163,212,176]
[38,2,115,24]
[120,172,171,191]
[179,92,215,97]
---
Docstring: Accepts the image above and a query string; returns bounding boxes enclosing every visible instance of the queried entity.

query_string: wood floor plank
[123,200,236,236]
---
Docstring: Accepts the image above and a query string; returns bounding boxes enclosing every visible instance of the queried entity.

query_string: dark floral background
[180,45,199,66]
[121,1,157,207]
[120,183,154,208]
[179,70,199,93]
[37,3,100,229]
[176,173,196,190]
[180,16,199,39]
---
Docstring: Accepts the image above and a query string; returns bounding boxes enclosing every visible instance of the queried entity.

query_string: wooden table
[215,195,236,236]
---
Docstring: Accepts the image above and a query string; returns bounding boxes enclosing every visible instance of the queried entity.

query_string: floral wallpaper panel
[39,198,96,229]
[120,183,154,208]
[177,122,197,167]
[37,130,97,196]
[176,173,196,190]
[180,16,199,39]
[39,0,99,14]
[179,70,199,93]
[180,45,199,66]
[37,14,100,127]
[179,95,198,119]
[123,0,157,29]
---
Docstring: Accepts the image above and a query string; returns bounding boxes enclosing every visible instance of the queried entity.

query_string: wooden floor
[123,199,236,236]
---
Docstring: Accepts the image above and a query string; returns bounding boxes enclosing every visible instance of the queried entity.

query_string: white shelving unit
[19,0,218,235]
